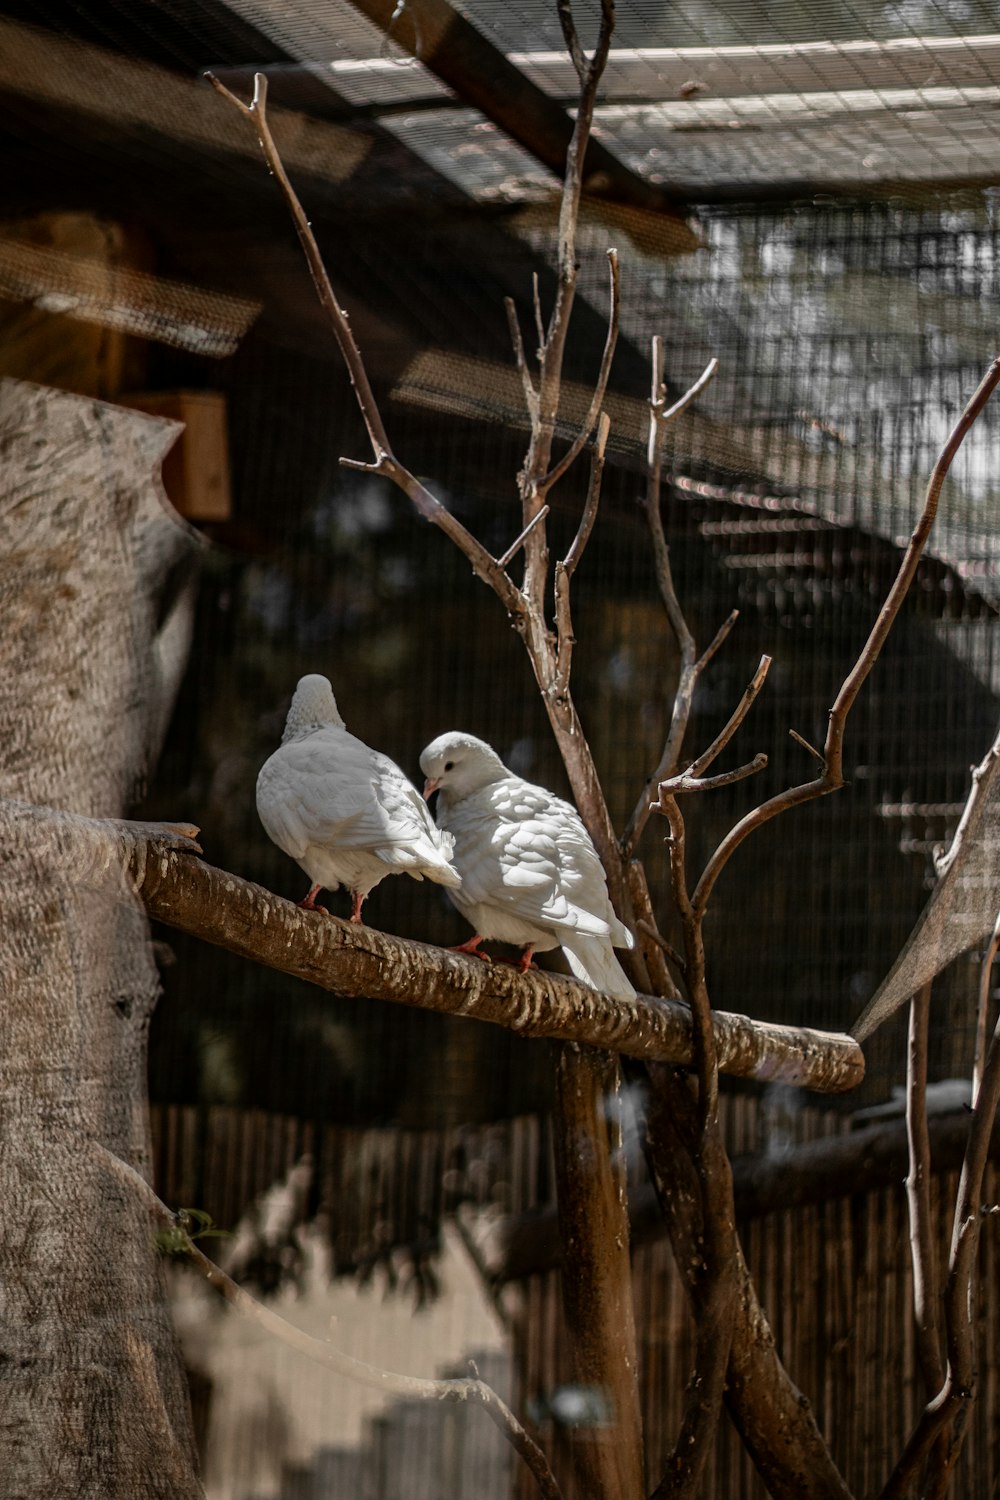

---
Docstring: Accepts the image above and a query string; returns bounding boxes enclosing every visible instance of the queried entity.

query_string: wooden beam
[341,0,690,226]
[496,1106,987,1282]
[0,16,370,185]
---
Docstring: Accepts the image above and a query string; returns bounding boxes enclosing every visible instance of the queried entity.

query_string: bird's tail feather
[562,934,636,1001]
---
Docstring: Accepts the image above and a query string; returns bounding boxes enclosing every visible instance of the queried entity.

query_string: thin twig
[209,70,524,619]
[95,1148,563,1500]
[621,340,728,860]
[679,655,772,783]
[690,357,1000,923]
[697,609,739,673]
[532,272,545,357]
[554,413,611,698]
[505,296,539,421]
[905,982,946,1399]
[540,251,620,495]
[789,728,826,768]
[658,754,768,796]
[635,920,686,981]
[207,72,391,461]
[563,411,611,579]
[653,358,720,430]
[497,505,550,569]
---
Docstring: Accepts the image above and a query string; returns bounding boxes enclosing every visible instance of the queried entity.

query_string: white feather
[419,731,635,1000]
[257,676,460,910]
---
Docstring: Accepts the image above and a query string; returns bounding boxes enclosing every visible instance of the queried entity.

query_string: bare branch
[649,798,738,1497]
[621,342,727,860]
[642,1071,854,1500]
[135,838,865,1091]
[973,912,1000,1102]
[96,1148,563,1500]
[209,72,525,619]
[698,608,739,672]
[540,251,620,495]
[789,728,826,768]
[880,987,1000,1499]
[497,505,550,569]
[207,72,391,461]
[658,753,769,796]
[562,410,610,579]
[555,0,587,81]
[532,272,545,356]
[653,357,721,430]
[691,357,1000,922]
[627,857,684,999]
[825,356,1000,783]
[553,413,610,702]
[905,982,946,1400]
[661,656,772,799]
[505,295,539,422]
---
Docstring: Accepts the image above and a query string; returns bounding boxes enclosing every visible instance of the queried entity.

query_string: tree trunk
[0,378,202,1498]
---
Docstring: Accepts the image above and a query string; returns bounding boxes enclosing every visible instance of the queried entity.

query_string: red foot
[496,946,538,971]
[450,935,491,962]
[349,891,366,924]
[298,884,327,912]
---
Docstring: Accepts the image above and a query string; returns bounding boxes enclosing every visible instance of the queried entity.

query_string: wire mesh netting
[4,2,1000,1495]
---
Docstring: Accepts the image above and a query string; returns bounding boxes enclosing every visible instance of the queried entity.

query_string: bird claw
[450,938,492,962]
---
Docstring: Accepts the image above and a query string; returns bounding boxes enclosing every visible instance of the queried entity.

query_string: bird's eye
[444,760,454,772]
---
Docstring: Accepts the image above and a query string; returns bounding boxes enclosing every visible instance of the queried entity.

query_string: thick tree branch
[96,1149,563,1500]
[0,797,864,1074]
[650,805,739,1499]
[644,1069,853,1500]
[132,843,863,1087]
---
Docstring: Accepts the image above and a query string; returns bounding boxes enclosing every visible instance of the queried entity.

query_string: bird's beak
[423,775,441,801]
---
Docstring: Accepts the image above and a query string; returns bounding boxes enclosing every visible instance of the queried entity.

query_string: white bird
[419,731,635,1000]
[257,675,460,922]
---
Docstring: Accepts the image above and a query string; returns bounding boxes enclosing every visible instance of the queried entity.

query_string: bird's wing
[368,750,456,867]
[257,729,440,860]
[454,781,614,937]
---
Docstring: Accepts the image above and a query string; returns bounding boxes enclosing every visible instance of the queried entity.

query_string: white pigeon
[419,731,636,1000]
[257,675,460,921]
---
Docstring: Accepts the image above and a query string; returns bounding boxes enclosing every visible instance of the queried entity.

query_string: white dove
[257,675,460,922]
[419,731,635,1000]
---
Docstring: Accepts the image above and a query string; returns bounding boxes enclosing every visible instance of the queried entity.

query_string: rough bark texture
[552,1046,645,1498]
[0,378,202,1499]
[111,841,863,1092]
[645,1068,853,1500]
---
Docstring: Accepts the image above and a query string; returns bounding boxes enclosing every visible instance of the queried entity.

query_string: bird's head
[420,732,507,802]
[281,674,346,743]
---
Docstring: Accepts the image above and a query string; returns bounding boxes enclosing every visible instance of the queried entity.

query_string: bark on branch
[0,799,864,1092]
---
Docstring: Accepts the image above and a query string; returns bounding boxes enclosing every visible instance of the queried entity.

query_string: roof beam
[341,0,690,225]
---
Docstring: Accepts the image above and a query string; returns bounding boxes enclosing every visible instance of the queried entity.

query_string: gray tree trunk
[0,378,202,1498]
